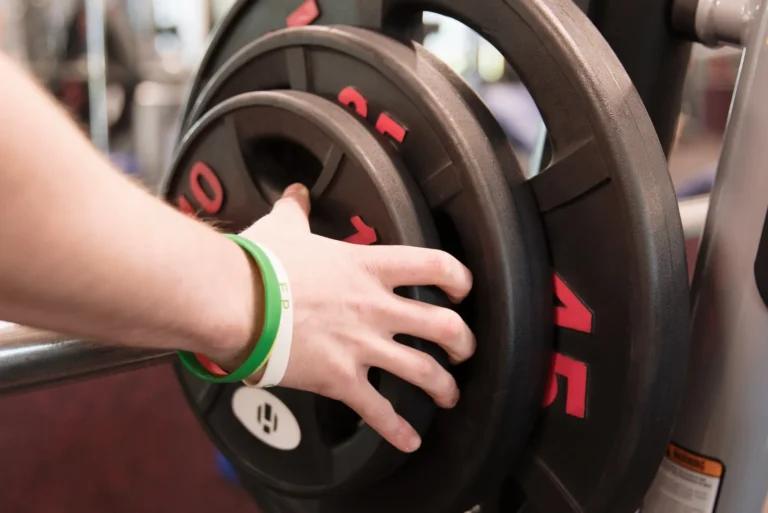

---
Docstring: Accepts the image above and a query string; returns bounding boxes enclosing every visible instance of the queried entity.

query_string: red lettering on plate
[344,216,377,245]
[189,162,224,214]
[338,87,368,118]
[176,195,197,217]
[543,353,587,418]
[336,88,407,144]
[286,0,320,27]
[554,274,593,333]
[375,113,407,143]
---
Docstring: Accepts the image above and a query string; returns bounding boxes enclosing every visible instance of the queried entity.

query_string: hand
[240,184,476,453]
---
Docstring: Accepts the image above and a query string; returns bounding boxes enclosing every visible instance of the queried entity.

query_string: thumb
[270,183,311,230]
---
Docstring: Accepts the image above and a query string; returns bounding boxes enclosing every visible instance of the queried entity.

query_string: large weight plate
[181,0,690,509]
[178,25,550,513]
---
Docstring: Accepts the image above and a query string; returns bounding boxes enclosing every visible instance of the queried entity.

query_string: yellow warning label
[666,443,724,478]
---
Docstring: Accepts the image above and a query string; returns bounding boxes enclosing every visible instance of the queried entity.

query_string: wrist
[196,236,266,371]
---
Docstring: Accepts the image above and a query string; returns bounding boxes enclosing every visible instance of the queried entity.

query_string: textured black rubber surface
[170,89,450,496]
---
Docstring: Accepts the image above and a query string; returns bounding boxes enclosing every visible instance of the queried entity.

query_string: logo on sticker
[232,387,301,451]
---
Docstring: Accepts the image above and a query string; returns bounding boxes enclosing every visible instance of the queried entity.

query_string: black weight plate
[186,3,689,511]
[170,89,450,495]
[179,26,550,513]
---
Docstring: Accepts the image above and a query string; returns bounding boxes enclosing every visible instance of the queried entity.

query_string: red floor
[0,364,260,513]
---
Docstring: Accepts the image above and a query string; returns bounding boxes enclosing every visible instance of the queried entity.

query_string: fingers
[385,297,476,364]
[361,338,460,409]
[343,380,422,453]
[364,246,472,303]
[270,183,311,230]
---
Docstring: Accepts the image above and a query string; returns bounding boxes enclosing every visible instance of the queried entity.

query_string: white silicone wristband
[243,244,293,388]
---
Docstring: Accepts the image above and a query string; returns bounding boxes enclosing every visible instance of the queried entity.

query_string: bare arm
[0,52,477,452]
[0,53,256,367]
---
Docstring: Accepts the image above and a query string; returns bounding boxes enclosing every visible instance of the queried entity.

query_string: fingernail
[285,183,308,196]
[450,389,461,408]
[405,435,422,453]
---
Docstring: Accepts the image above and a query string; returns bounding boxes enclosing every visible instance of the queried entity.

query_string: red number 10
[176,162,224,217]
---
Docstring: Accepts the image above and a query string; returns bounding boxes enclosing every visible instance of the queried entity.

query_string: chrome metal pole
[85,0,110,152]
[0,324,173,396]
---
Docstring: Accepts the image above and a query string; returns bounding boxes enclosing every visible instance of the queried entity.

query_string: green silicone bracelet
[177,234,283,383]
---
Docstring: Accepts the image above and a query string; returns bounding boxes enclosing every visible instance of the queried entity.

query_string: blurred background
[0,1,736,511]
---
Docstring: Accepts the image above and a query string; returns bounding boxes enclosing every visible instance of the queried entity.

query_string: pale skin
[0,53,476,453]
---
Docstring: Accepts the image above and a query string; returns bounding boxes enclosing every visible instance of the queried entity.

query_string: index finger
[362,246,473,302]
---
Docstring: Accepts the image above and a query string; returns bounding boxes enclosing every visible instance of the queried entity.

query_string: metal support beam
[674,0,762,46]
[645,0,768,510]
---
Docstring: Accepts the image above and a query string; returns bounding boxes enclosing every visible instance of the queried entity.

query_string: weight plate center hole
[243,136,323,204]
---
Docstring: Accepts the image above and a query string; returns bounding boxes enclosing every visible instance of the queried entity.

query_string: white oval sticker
[231,387,301,451]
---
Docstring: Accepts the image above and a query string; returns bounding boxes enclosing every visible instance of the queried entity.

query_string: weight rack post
[673,0,762,47]
[0,324,172,397]
[85,0,110,153]
[644,0,768,510]
[586,0,692,157]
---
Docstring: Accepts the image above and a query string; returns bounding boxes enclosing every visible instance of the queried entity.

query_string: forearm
[0,53,256,365]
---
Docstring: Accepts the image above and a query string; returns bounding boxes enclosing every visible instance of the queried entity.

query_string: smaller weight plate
[170,90,447,495]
